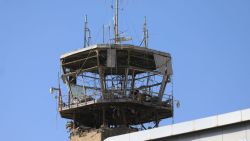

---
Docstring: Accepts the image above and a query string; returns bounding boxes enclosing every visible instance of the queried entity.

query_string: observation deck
[59,44,173,128]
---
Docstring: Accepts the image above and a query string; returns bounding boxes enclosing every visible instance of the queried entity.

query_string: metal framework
[57,44,173,132]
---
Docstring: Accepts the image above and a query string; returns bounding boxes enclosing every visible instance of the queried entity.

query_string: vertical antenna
[103,24,105,44]
[143,16,149,48]
[84,15,88,48]
[171,76,175,124]
[88,29,91,46]
[114,0,119,44]
[108,25,111,44]
[84,15,91,48]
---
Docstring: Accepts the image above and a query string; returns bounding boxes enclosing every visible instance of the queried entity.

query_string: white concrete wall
[105,108,250,141]
[156,122,250,141]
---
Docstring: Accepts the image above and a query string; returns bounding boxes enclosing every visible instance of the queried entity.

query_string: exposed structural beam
[62,55,97,66]
[62,66,162,78]
[158,71,169,102]
[62,66,98,77]
[130,70,135,94]
[99,67,106,99]
[138,82,162,90]
[129,66,162,75]
[130,54,155,62]
[96,50,106,99]
[135,73,157,81]
[79,74,99,80]
[84,86,101,91]
[83,86,129,94]
[123,68,129,95]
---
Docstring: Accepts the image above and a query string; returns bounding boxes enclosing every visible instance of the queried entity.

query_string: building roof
[60,44,171,59]
[104,108,250,141]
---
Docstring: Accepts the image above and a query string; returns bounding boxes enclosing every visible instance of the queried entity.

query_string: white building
[105,108,250,141]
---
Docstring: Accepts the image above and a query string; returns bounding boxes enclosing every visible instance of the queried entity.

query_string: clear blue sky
[0,0,250,140]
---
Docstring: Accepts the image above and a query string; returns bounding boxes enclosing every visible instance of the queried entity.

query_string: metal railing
[58,89,173,111]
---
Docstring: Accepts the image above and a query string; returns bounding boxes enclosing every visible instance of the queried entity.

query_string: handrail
[59,91,173,111]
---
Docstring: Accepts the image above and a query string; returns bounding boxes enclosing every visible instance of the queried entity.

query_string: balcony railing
[58,89,173,111]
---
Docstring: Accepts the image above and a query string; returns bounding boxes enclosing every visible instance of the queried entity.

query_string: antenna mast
[84,15,91,48]
[114,0,119,44]
[143,16,149,48]
[103,24,105,43]
[84,15,88,48]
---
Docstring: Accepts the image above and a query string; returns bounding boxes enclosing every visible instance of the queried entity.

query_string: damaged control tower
[51,1,174,141]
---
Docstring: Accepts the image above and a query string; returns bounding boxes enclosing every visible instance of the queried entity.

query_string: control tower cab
[58,44,173,130]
